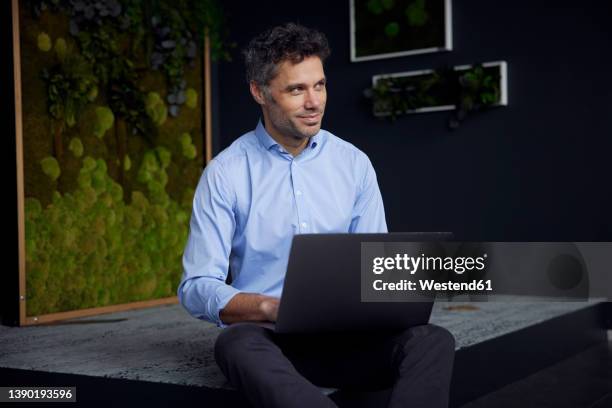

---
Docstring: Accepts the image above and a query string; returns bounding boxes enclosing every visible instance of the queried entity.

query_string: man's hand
[219,293,280,324]
[259,296,280,322]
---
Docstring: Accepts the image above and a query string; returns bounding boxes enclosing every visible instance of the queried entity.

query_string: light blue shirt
[178,121,387,326]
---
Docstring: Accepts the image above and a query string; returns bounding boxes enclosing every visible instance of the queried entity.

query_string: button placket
[291,160,310,233]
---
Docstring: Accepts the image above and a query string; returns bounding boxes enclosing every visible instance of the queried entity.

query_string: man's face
[256,56,327,141]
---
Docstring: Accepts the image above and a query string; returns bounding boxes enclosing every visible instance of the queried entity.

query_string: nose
[304,89,321,110]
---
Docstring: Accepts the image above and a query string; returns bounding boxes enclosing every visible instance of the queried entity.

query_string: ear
[249,81,266,105]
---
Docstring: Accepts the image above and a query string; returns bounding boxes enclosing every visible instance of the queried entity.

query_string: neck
[262,117,310,157]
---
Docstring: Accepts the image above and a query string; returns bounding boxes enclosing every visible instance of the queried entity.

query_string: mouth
[298,113,321,125]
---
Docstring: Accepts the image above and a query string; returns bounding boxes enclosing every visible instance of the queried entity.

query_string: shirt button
[301,222,308,229]
[296,190,302,196]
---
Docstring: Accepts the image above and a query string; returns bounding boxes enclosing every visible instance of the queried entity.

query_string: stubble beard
[266,95,324,141]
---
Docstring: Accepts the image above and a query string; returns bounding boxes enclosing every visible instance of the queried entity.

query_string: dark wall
[219,0,611,240]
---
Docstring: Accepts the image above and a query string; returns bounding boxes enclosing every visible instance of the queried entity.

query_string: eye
[315,81,326,91]
[289,86,303,95]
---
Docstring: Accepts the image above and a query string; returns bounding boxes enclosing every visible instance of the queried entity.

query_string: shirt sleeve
[178,159,241,326]
[349,155,388,233]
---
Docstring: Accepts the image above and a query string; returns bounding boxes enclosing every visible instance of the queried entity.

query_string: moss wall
[20,0,208,315]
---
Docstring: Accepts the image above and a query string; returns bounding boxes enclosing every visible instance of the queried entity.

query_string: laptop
[263,232,452,334]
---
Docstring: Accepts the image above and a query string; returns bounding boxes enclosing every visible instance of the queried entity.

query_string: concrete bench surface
[0,299,603,390]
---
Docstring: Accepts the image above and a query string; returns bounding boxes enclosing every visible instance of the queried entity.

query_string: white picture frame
[371,60,508,117]
[350,0,453,62]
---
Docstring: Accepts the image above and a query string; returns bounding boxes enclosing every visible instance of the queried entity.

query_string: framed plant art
[364,61,508,129]
[12,0,222,325]
[350,0,452,62]
[369,61,508,118]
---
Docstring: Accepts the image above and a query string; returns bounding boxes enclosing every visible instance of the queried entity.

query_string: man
[179,23,455,408]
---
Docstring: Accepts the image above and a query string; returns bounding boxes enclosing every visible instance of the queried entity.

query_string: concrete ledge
[0,300,608,407]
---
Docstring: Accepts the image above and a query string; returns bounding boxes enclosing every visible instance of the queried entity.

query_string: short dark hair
[243,23,331,87]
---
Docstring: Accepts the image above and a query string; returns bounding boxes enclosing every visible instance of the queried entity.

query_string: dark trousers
[214,323,455,408]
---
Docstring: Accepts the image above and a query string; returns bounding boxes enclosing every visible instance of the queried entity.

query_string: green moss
[180,188,195,209]
[175,210,188,224]
[179,132,196,159]
[131,191,150,211]
[68,137,84,157]
[52,190,62,204]
[179,132,192,148]
[145,92,168,126]
[91,169,107,193]
[182,144,196,159]
[54,37,67,60]
[155,147,171,169]
[40,157,61,181]
[405,0,428,27]
[93,106,115,138]
[96,158,108,172]
[82,156,97,172]
[384,22,400,38]
[142,151,159,172]
[25,198,43,218]
[123,155,131,171]
[109,182,124,202]
[22,2,205,316]
[77,171,91,189]
[185,88,198,108]
[87,85,98,102]
[37,32,52,52]
[79,186,98,209]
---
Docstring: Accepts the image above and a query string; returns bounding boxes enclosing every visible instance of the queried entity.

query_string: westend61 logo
[362,242,611,302]
[372,253,488,275]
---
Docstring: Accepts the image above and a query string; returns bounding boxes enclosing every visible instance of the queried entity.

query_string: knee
[426,325,455,355]
[214,323,271,363]
[400,324,455,355]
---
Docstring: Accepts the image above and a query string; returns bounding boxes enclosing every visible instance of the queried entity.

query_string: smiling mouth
[298,113,321,124]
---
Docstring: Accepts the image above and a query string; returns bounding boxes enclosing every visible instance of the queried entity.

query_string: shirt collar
[255,120,279,150]
[255,119,324,152]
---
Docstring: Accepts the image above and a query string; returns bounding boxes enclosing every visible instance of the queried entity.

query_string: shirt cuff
[213,284,242,327]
